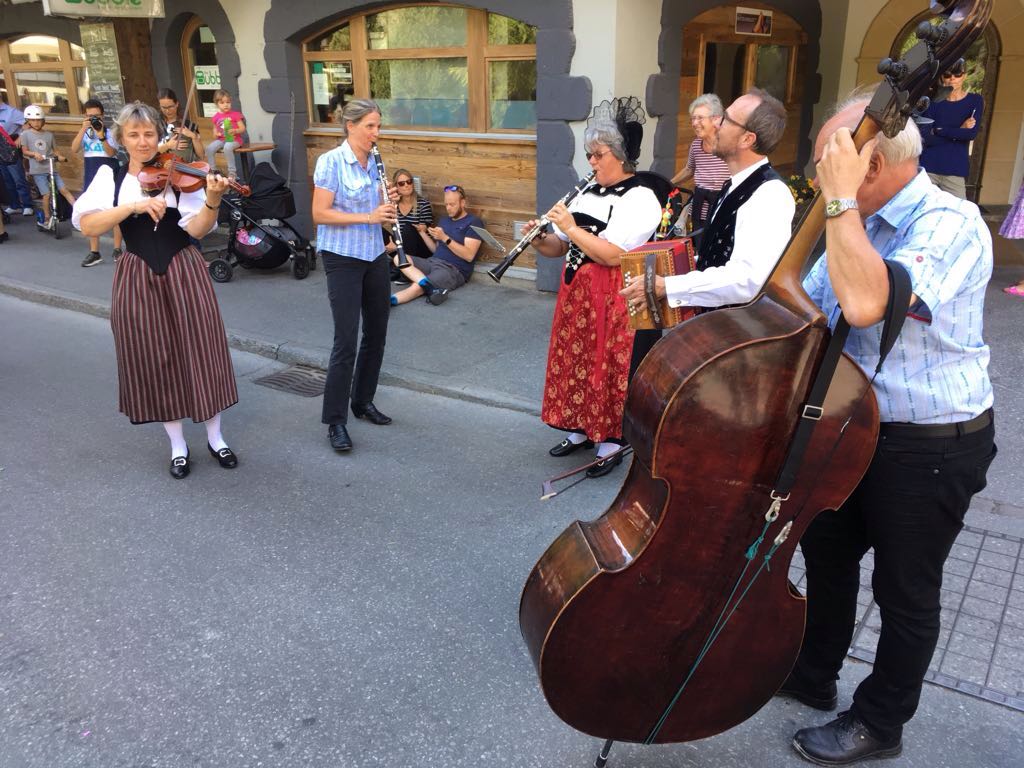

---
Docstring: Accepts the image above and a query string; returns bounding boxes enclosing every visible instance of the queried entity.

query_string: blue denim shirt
[0,102,25,137]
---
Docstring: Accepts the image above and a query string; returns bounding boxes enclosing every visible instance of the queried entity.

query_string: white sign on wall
[42,0,166,19]
[193,65,222,90]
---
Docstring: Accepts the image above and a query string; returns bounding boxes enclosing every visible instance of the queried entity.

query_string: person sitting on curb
[391,184,482,306]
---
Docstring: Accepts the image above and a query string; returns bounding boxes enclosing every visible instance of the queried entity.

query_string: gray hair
[112,100,161,145]
[689,93,724,118]
[584,119,633,173]
[336,98,382,137]
[833,89,922,165]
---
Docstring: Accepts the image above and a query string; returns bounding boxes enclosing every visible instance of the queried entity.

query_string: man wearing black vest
[620,88,793,311]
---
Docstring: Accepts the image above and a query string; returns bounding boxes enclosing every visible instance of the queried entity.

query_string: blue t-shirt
[920,93,982,178]
[433,212,483,280]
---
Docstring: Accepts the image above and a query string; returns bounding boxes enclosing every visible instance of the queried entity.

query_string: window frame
[302,3,536,134]
[0,35,90,114]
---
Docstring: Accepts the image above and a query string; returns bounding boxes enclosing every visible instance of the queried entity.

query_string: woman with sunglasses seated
[524,102,662,478]
[385,168,434,260]
[390,184,482,306]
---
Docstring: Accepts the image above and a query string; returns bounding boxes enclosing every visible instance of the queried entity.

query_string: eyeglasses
[716,112,752,133]
[691,115,711,124]
[159,104,177,111]
[395,179,413,187]
[444,185,465,195]
[585,149,612,161]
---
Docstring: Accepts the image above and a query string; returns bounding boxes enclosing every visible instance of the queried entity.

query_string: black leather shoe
[169,451,190,479]
[328,424,353,452]
[549,437,594,457]
[207,443,238,468]
[351,402,392,425]
[426,287,449,305]
[793,710,902,766]
[586,451,625,478]
[777,672,838,711]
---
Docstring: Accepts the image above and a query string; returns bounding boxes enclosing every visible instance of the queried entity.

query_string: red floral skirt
[541,262,635,443]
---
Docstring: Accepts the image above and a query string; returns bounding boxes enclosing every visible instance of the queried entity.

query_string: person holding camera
[72,99,124,267]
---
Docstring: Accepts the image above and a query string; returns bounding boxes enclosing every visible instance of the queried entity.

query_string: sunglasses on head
[444,185,465,195]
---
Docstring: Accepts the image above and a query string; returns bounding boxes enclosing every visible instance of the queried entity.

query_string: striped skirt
[111,246,238,424]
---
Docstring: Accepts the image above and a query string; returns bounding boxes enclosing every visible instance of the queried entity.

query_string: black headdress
[588,96,646,165]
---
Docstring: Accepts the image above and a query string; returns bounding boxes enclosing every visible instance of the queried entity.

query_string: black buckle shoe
[207,443,238,468]
[549,438,594,457]
[169,451,191,479]
[585,451,625,478]
[777,672,839,711]
[793,710,902,766]
[351,402,392,425]
[328,424,353,452]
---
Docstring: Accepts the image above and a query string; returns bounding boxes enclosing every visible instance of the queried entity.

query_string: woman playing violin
[72,101,240,480]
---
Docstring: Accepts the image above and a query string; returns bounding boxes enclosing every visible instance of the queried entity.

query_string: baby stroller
[208,162,316,283]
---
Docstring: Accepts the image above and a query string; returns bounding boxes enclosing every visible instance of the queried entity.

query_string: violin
[136,153,251,197]
[518,0,991,762]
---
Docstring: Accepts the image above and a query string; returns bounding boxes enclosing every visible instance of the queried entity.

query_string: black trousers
[792,416,997,741]
[321,251,391,426]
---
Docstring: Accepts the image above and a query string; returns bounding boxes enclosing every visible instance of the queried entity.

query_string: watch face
[826,200,841,217]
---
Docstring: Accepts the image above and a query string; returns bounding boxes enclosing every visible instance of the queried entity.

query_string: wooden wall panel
[304,132,537,267]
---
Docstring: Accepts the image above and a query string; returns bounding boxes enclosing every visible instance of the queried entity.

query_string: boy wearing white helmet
[19,105,78,245]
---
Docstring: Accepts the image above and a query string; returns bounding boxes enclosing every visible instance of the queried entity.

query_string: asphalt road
[1,295,1021,768]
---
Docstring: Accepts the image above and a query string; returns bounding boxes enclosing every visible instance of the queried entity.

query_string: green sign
[42,0,166,19]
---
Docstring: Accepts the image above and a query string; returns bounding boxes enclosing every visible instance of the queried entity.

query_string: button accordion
[621,237,698,330]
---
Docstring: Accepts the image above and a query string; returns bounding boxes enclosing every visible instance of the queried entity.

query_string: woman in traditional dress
[671,93,731,231]
[73,101,238,479]
[526,98,662,478]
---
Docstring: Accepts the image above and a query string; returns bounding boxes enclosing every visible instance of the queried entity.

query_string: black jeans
[792,416,997,741]
[321,251,391,426]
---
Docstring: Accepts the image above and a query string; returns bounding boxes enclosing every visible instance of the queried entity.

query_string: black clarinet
[370,143,410,269]
[488,171,596,283]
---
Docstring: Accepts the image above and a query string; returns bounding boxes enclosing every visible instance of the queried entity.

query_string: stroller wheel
[209,258,234,283]
[292,254,310,280]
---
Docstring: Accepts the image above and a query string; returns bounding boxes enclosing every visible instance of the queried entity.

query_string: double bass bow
[518,1,991,764]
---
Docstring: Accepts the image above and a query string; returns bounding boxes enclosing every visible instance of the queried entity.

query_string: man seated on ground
[391,184,482,306]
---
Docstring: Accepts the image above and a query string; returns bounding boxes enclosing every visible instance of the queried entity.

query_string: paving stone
[993,644,1024,670]
[1009,589,1024,609]
[966,580,1010,604]
[949,542,979,563]
[941,572,969,594]
[944,557,975,577]
[954,613,999,639]
[982,536,1021,558]
[997,624,1024,648]
[977,550,1016,571]
[958,530,985,548]
[946,631,996,662]
[988,665,1024,697]
[961,595,1005,621]
[1003,605,1024,629]
[940,588,963,610]
[940,651,990,686]
[972,563,1014,588]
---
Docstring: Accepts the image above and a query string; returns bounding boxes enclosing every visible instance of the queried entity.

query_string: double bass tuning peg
[916,21,948,46]
[877,58,908,80]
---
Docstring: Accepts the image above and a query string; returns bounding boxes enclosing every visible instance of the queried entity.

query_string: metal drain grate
[790,524,1024,713]
[254,365,327,397]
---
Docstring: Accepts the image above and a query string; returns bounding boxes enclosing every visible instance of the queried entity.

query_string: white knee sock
[163,420,187,458]
[567,432,588,446]
[205,413,228,451]
[596,441,620,459]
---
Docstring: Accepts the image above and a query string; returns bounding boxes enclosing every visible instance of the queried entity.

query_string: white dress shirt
[665,158,794,308]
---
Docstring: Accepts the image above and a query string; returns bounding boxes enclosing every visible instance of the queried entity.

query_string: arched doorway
[676,4,809,175]
[180,16,222,128]
[891,13,1000,203]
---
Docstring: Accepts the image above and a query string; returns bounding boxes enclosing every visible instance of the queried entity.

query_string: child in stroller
[208,162,316,283]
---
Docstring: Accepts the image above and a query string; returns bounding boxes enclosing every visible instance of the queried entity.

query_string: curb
[0,276,542,417]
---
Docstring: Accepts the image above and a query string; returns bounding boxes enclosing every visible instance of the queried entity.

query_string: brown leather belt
[879,408,992,439]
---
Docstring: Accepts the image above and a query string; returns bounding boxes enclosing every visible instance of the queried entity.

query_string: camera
[89,115,104,132]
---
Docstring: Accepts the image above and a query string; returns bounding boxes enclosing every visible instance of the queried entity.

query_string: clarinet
[369,142,410,268]
[488,171,596,283]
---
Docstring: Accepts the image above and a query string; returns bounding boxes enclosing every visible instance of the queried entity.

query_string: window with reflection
[754,45,791,102]
[0,34,90,113]
[303,5,536,132]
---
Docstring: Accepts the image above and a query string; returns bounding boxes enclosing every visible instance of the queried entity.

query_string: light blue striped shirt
[803,170,993,424]
[312,140,384,261]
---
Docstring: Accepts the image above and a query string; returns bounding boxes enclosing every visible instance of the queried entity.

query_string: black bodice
[114,166,192,275]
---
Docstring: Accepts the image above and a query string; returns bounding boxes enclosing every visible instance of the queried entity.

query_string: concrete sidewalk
[0,223,556,415]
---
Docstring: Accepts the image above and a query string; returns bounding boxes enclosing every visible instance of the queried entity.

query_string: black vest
[697,163,781,271]
[114,165,191,275]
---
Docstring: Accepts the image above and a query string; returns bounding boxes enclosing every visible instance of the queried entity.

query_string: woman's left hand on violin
[205,173,230,205]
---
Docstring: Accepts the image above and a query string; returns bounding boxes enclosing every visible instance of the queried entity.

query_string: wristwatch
[444,237,452,246]
[825,198,859,218]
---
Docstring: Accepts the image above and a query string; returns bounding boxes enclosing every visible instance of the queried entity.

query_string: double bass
[518,0,991,761]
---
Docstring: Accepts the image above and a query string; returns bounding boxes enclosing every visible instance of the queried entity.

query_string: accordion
[621,237,698,330]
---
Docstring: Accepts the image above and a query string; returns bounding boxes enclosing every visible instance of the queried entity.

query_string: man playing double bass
[778,96,996,765]
[620,88,794,312]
